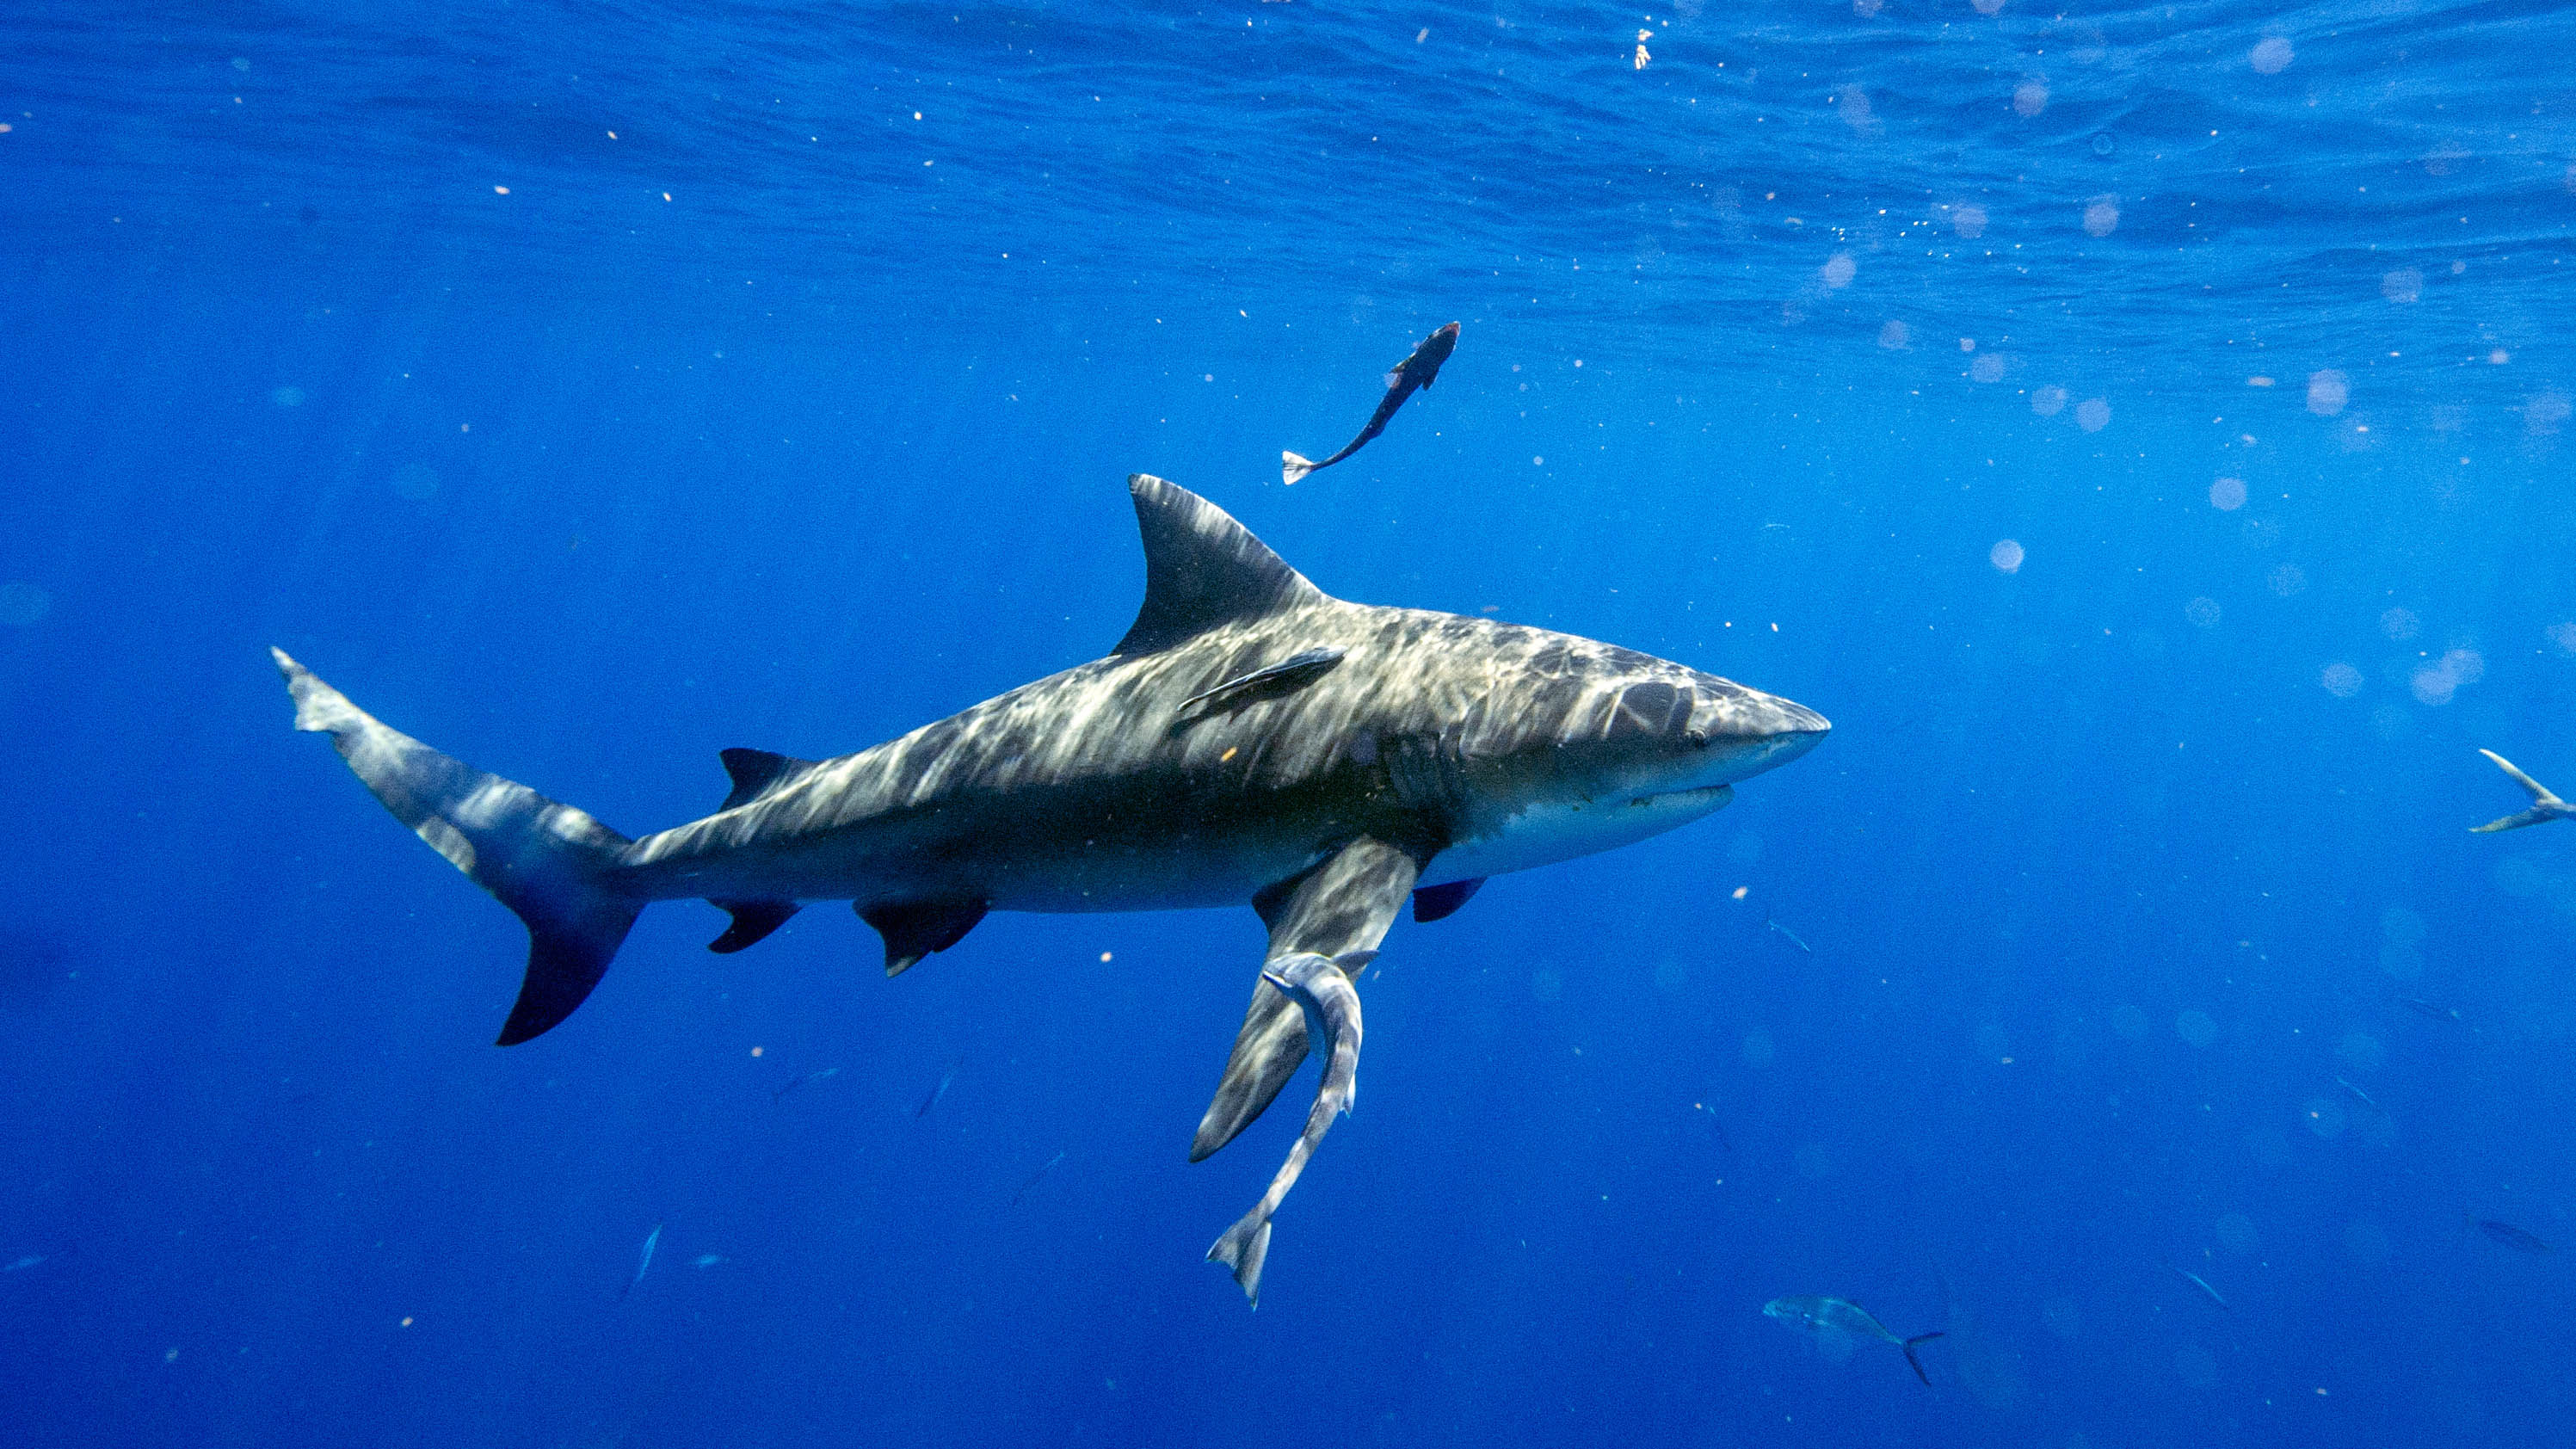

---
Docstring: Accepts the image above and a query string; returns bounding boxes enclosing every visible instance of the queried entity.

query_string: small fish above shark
[274,473,1827,1302]
[1282,323,1458,484]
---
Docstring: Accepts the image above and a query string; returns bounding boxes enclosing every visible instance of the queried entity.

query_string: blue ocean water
[5,1,2575,1443]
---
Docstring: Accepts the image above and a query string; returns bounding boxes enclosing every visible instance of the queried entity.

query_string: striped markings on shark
[274,474,1827,1303]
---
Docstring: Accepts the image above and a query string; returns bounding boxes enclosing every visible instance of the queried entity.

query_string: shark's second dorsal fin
[1116,475,1325,656]
[718,748,818,811]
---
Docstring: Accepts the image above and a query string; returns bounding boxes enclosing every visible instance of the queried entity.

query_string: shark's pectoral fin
[708,899,800,953]
[1191,838,1418,1161]
[1192,983,1308,1162]
[1411,877,1484,923]
[860,898,988,977]
[2472,809,2554,833]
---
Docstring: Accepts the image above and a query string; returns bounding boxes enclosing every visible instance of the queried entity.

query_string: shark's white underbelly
[1419,785,1734,887]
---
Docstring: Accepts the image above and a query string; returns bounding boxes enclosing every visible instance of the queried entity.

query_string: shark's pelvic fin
[2473,749,2569,831]
[1117,473,1326,657]
[1191,838,1417,1162]
[708,899,800,953]
[718,748,818,811]
[860,898,989,977]
[271,649,641,1045]
[1411,877,1484,923]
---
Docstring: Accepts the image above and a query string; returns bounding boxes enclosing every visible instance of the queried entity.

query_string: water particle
[2013,80,2048,117]
[2306,370,2349,416]
[2031,385,2068,416]
[2249,36,2294,74]
[2320,663,2363,698]
[2082,196,2118,235]
[2074,398,2111,431]
[2208,477,2246,510]
[2176,1009,2219,1047]
[0,583,52,626]
[2185,596,2222,627]
[1989,539,2024,573]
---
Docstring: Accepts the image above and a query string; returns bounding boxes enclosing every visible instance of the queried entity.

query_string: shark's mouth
[1626,783,1735,811]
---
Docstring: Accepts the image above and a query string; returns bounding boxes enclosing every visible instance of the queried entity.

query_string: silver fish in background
[2468,749,2573,833]
[275,475,1827,1302]
[2468,1215,2552,1254]
[1763,1295,1945,1385]
[2167,1261,2228,1310]
[619,1221,662,1299]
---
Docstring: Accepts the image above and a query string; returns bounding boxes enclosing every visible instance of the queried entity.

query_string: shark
[272,473,1828,1299]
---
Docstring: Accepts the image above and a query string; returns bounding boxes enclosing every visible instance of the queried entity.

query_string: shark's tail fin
[1901,1331,1944,1386]
[1206,1210,1273,1308]
[1281,451,1318,486]
[272,649,643,1045]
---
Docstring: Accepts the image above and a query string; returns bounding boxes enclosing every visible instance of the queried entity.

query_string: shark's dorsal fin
[1117,475,1325,656]
[718,748,817,811]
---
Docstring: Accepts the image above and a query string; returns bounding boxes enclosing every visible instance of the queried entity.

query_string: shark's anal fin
[708,899,800,953]
[860,898,989,977]
[1191,837,1417,1162]
[1411,877,1484,923]
[718,748,818,812]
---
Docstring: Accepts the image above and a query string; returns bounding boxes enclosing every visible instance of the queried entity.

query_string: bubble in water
[2382,268,2424,304]
[1971,354,2006,383]
[2443,647,2484,685]
[391,463,441,502]
[2215,1213,2260,1255]
[1951,203,1987,238]
[2089,133,2116,157]
[2110,1003,2150,1039]
[2380,607,2421,641]
[2174,1344,2219,1389]
[2410,664,2457,706]
[2303,1096,2347,1138]
[2345,1219,2392,1265]
[2526,390,2573,435]
[1741,1030,1775,1068]
[2013,79,2049,116]
[2267,564,2306,597]
[1990,539,2025,574]
[1820,252,1857,288]
[2208,477,2247,510]
[1530,966,1562,1002]
[2307,370,2349,416]
[1837,88,1876,133]
[1852,0,1883,14]
[2320,663,2363,697]
[2185,597,2222,628]
[2075,398,2111,431]
[2337,1032,2385,1072]
[1971,0,2006,14]
[2031,385,2068,416]
[2382,906,2426,943]
[2249,36,2294,74]
[1878,319,1911,349]
[2081,198,2119,237]
[270,385,306,408]
[2549,622,2576,657]
[2378,941,2425,984]
[2176,1009,2219,1047]
[0,583,52,626]
[1653,958,1686,992]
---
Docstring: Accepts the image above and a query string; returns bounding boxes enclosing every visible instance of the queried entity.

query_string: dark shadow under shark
[274,473,1828,1302]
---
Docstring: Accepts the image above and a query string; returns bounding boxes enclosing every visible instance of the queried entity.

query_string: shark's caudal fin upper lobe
[272,649,641,1045]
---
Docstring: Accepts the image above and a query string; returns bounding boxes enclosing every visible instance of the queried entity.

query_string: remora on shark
[273,473,1827,1300]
